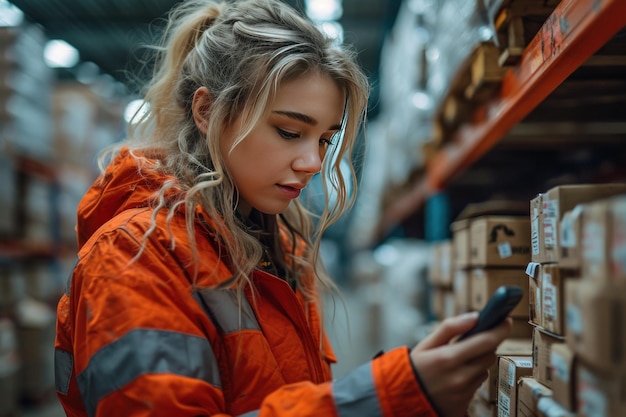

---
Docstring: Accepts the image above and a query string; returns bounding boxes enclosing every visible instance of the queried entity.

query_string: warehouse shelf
[378,0,626,237]
[0,241,57,264]
[16,155,57,183]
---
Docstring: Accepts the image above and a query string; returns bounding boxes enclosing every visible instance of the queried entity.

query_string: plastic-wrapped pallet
[426,0,494,111]
[0,23,54,161]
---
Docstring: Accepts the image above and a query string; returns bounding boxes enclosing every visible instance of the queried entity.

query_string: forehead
[271,72,345,125]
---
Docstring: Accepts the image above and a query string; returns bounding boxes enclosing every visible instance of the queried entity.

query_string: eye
[320,133,338,147]
[276,128,300,140]
[319,138,334,147]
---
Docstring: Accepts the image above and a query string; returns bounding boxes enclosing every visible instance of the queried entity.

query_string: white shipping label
[513,359,533,368]
[526,262,540,278]
[498,391,511,417]
[544,217,557,248]
[551,351,569,382]
[580,384,607,417]
[560,215,576,248]
[566,305,583,336]
[532,217,540,255]
[583,221,604,262]
[498,242,513,259]
[508,362,515,387]
[544,200,559,218]
[543,274,556,321]
[612,244,626,277]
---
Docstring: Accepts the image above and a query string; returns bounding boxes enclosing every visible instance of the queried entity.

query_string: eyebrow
[272,110,342,131]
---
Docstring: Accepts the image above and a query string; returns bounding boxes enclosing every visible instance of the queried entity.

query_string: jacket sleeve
[244,347,439,417]
[58,222,438,417]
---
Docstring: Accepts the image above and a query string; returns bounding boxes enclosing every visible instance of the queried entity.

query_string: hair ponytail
[141,1,225,132]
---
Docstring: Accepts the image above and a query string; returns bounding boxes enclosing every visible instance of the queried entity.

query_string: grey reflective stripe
[65,257,80,296]
[55,349,73,395]
[193,289,260,334]
[238,411,260,417]
[77,328,221,417]
[333,362,382,417]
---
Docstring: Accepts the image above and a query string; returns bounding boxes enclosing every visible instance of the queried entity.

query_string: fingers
[410,348,497,417]
[415,312,479,351]
[449,318,512,363]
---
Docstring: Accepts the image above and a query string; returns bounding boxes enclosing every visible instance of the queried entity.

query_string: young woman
[54,1,511,416]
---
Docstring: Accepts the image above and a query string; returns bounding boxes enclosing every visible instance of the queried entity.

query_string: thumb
[415,312,479,350]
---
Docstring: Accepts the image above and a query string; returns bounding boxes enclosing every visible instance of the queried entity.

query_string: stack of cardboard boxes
[431,201,535,416]
[464,205,534,416]
[429,240,456,319]
[430,185,626,417]
[513,184,626,417]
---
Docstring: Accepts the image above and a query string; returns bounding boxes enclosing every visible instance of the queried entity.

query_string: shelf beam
[377,0,626,239]
[428,0,626,190]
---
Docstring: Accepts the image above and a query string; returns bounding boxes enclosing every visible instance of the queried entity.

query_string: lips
[277,184,303,199]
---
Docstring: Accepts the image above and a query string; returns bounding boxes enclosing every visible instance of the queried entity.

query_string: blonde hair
[103,0,369,301]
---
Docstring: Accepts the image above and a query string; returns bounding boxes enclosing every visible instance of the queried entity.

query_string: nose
[292,141,322,175]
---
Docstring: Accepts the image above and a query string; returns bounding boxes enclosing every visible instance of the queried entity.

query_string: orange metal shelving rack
[378,0,626,237]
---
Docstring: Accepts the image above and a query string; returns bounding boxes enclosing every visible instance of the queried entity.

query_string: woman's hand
[410,313,512,417]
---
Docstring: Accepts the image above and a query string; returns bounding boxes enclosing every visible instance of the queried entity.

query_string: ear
[192,87,212,136]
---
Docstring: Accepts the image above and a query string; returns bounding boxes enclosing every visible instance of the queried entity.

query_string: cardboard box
[535,264,577,336]
[470,216,531,267]
[452,219,471,269]
[550,343,576,412]
[540,264,577,336]
[536,397,574,417]
[533,327,562,389]
[429,245,440,287]
[581,198,612,282]
[531,195,543,264]
[432,287,456,320]
[565,280,626,374]
[510,318,533,339]
[478,338,533,403]
[498,356,533,417]
[471,268,529,318]
[581,194,626,283]
[430,240,453,287]
[527,262,580,338]
[470,393,497,417]
[526,263,541,327]
[610,195,626,281]
[558,206,583,270]
[576,362,626,417]
[453,268,471,314]
[517,377,552,417]
[537,184,626,264]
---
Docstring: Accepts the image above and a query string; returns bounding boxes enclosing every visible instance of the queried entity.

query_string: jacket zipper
[252,270,326,383]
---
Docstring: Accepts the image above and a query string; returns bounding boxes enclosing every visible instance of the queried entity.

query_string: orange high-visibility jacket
[55,148,438,417]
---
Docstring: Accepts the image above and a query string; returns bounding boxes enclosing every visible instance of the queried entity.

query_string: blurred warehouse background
[1,0,626,416]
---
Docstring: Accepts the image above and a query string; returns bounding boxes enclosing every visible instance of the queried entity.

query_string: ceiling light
[411,91,432,111]
[305,0,343,22]
[44,39,80,68]
[0,0,24,27]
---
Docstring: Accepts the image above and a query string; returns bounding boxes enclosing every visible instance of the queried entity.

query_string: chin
[254,203,291,215]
